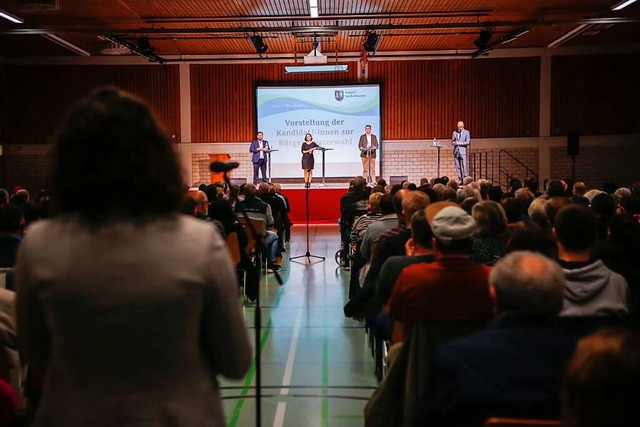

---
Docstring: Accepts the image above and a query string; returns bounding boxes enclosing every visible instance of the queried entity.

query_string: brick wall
[190,152,253,186]
[550,145,640,189]
[381,146,539,186]
[3,152,49,194]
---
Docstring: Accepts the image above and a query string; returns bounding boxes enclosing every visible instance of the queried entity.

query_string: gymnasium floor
[221,224,377,427]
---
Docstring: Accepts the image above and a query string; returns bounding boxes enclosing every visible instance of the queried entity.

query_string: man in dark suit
[451,120,470,182]
[249,131,269,185]
[358,124,379,183]
[417,251,592,426]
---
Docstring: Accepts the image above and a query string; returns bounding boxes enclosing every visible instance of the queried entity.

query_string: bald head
[457,121,465,131]
[490,251,565,316]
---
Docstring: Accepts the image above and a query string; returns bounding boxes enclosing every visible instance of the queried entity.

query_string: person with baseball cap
[388,201,495,343]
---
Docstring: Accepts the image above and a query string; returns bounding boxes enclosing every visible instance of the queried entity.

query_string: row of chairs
[364,320,564,427]
[226,217,268,302]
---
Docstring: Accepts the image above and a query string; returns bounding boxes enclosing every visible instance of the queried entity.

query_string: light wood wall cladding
[190,63,359,142]
[2,65,180,144]
[550,54,640,136]
[190,58,540,143]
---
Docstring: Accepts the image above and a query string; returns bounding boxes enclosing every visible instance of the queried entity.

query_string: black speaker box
[567,133,580,156]
[389,176,408,185]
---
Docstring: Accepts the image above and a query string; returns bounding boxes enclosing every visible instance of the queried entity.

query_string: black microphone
[209,161,240,173]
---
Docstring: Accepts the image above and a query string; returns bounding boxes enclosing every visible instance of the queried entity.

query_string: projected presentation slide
[256,84,381,179]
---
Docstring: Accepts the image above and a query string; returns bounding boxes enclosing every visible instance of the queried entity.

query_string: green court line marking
[228,289,284,427]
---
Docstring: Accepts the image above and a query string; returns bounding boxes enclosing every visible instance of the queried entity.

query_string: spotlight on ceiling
[249,35,268,54]
[473,28,494,50]
[137,37,155,55]
[363,32,380,53]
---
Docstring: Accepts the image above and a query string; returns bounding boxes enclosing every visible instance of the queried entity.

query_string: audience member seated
[339,176,369,265]
[185,190,226,238]
[234,183,280,272]
[501,197,526,224]
[344,191,429,319]
[545,196,572,228]
[360,193,399,262]
[506,222,557,259]
[488,185,503,202]
[350,192,383,246]
[15,87,251,426]
[418,251,586,426]
[544,179,567,199]
[388,201,494,343]
[562,328,640,427]
[598,212,640,327]
[272,183,292,243]
[372,209,435,340]
[471,201,510,266]
[208,198,259,301]
[0,204,24,268]
[554,204,629,319]
[570,181,590,205]
[258,183,287,254]
[528,198,550,229]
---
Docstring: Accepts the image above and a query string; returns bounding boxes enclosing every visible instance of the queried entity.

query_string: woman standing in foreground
[301,133,319,188]
[16,87,251,427]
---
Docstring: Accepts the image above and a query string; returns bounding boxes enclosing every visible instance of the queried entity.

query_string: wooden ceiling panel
[0,0,637,58]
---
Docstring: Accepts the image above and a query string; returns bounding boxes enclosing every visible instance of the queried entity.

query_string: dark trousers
[253,159,267,185]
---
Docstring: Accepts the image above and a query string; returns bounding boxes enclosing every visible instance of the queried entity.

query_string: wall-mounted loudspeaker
[567,133,580,156]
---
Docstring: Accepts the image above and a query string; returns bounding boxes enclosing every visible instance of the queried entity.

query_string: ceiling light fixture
[547,24,591,47]
[42,34,90,56]
[104,33,166,63]
[309,0,319,18]
[285,64,348,73]
[499,27,530,44]
[611,0,637,11]
[0,9,23,24]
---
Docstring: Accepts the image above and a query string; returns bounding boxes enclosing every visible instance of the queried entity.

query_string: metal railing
[470,149,538,190]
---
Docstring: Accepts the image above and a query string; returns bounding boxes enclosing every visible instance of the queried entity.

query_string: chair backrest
[225,232,242,266]
[238,217,266,255]
[484,417,562,427]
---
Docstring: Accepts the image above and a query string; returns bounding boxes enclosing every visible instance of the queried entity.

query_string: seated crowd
[339,174,640,426]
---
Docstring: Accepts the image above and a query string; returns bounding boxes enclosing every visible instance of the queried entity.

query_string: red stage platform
[281,187,347,225]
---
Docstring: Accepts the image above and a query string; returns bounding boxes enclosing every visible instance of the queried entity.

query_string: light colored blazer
[451,129,471,156]
[16,214,252,427]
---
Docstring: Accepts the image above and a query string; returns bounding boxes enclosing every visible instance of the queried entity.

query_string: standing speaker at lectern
[249,131,269,185]
[358,124,379,183]
[451,121,470,182]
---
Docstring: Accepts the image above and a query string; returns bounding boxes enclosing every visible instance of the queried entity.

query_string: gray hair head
[490,251,565,316]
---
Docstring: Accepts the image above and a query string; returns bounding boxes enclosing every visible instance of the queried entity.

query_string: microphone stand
[221,168,282,427]
[289,176,325,265]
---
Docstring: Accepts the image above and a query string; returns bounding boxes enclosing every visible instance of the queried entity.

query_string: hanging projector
[303,42,327,64]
